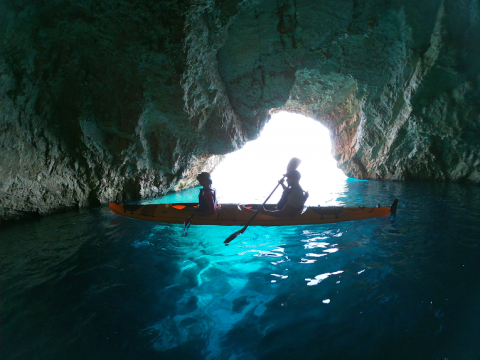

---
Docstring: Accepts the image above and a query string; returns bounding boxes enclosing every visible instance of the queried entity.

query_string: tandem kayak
[109,199,398,226]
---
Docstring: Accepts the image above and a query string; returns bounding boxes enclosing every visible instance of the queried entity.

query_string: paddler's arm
[259,203,296,218]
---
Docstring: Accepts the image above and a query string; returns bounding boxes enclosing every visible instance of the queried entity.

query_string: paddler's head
[196,172,212,187]
[284,169,301,186]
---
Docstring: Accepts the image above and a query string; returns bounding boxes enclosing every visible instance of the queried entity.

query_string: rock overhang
[0,0,479,219]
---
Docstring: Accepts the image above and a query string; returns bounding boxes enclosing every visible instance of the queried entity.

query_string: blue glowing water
[1,179,480,359]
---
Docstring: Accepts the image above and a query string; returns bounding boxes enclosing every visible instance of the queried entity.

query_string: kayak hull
[109,202,393,226]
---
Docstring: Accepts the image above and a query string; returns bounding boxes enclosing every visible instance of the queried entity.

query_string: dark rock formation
[0,0,223,218]
[1,0,479,218]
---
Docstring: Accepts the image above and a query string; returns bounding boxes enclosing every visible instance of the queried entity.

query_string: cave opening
[212,111,347,205]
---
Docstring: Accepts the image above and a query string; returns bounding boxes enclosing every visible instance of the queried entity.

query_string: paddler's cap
[284,169,301,179]
[196,172,212,182]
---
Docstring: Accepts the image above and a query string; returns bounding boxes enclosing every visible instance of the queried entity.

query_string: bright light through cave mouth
[212,112,348,206]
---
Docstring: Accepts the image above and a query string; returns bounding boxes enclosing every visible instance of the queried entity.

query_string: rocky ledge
[1,0,479,219]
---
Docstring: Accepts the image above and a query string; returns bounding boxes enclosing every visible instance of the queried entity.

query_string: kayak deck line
[109,199,398,226]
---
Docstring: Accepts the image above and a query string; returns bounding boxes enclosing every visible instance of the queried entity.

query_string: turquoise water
[1,179,480,359]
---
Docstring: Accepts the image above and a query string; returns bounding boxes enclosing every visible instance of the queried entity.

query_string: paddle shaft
[224,157,301,243]
[239,179,283,232]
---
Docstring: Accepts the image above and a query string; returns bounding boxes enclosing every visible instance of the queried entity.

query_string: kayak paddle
[224,157,301,244]
[182,214,194,236]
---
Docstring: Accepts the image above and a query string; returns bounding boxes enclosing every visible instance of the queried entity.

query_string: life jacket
[198,188,217,212]
[276,186,308,210]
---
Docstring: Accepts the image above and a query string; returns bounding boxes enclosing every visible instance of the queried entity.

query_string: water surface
[2,180,480,359]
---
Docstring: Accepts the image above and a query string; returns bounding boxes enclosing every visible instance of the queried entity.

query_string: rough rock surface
[0,0,224,218]
[1,0,479,218]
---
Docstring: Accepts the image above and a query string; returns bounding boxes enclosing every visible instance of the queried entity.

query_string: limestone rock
[1,0,479,219]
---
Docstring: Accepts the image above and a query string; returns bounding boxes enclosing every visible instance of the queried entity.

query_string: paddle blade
[390,199,399,216]
[182,216,194,236]
[286,157,301,172]
[224,226,247,244]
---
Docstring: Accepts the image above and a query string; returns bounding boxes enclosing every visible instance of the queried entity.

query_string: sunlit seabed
[2,180,480,360]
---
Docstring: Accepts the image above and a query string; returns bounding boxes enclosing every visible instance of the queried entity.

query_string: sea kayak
[109,200,398,226]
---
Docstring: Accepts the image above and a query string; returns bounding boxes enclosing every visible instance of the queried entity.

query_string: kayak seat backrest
[217,204,238,221]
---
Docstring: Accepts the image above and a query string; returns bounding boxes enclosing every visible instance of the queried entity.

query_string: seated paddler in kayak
[195,172,217,216]
[259,169,308,217]
[182,172,217,236]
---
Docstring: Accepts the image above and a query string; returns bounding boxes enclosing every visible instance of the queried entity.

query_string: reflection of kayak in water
[109,199,398,226]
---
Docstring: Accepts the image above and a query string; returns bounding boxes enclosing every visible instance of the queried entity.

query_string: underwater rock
[1,0,479,218]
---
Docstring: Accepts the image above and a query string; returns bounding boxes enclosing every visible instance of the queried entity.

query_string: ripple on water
[1,182,480,359]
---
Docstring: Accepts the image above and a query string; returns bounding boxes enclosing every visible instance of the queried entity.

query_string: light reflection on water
[1,180,480,359]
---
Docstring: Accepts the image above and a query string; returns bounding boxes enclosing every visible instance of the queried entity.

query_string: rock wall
[0,0,224,218]
[1,0,479,218]
[202,0,480,181]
